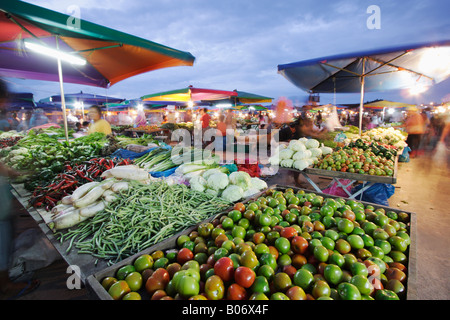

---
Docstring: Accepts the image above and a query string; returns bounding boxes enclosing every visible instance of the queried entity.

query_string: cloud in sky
[6,0,450,105]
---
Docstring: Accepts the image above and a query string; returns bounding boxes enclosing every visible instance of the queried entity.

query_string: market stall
[277,39,450,136]
[1,124,417,301]
[0,1,195,141]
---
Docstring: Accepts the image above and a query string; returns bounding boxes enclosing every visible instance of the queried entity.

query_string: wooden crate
[87,184,417,300]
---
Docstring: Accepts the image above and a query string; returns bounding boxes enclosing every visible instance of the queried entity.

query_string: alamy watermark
[66,5,81,30]
[367,5,381,29]
[170,128,280,173]
[66,265,82,290]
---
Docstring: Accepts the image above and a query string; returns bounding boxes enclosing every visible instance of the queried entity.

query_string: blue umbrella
[278,39,450,134]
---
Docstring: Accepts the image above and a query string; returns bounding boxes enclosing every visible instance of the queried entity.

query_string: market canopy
[5,92,36,111]
[0,0,195,141]
[0,0,196,88]
[236,104,268,111]
[363,100,416,110]
[141,86,238,103]
[104,99,183,111]
[278,40,450,134]
[39,91,124,106]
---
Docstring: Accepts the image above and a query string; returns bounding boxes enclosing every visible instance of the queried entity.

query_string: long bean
[55,180,231,264]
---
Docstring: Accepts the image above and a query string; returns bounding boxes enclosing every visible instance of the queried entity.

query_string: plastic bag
[398,146,411,163]
[351,183,395,206]
[322,179,352,197]
[8,229,61,281]
[334,132,347,143]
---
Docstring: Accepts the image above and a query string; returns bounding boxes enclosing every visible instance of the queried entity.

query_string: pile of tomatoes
[313,147,395,176]
[101,188,411,300]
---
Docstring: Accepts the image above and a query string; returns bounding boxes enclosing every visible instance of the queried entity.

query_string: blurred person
[402,107,425,158]
[184,109,192,123]
[0,79,40,299]
[134,110,147,128]
[225,109,236,129]
[296,112,325,139]
[0,109,11,131]
[324,106,342,131]
[8,112,20,130]
[16,111,31,132]
[418,110,432,153]
[29,108,49,128]
[316,110,323,127]
[273,97,293,125]
[200,108,211,131]
[215,114,227,151]
[278,123,297,142]
[259,112,269,129]
[87,105,112,135]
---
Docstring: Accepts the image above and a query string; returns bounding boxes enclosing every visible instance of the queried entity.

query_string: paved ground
[3,151,449,300]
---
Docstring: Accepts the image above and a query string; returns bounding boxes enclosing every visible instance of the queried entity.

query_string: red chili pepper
[92,169,101,178]
[61,181,78,189]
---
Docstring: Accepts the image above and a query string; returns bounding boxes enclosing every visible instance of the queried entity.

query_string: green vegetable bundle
[56,180,231,264]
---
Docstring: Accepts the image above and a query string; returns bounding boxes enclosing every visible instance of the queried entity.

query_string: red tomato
[177,248,194,265]
[291,236,309,254]
[280,227,298,240]
[234,203,246,213]
[369,277,384,292]
[227,283,247,300]
[282,265,297,280]
[214,257,235,282]
[234,266,256,288]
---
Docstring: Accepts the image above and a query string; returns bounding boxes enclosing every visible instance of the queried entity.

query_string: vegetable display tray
[302,155,398,185]
[86,184,417,300]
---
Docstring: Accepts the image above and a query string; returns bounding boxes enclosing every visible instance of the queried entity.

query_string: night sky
[6,0,450,106]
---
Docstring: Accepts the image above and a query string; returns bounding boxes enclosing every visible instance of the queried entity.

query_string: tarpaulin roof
[39,91,124,106]
[0,0,195,88]
[363,100,416,110]
[278,40,450,93]
[5,92,35,110]
[141,86,238,102]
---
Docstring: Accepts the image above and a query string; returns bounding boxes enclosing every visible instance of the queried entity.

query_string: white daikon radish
[103,194,117,203]
[101,165,150,181]
[101,177,117,190]
[73,185,106,208]
[51,203,72,215]
[70,181,100,201]
[111,181,129,193]
[61,195,73,205]
[79,201,106,218]
[48,209,86,231]
[102,189,115,197]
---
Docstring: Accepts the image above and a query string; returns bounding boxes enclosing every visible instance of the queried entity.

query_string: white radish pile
[48,165,152,231]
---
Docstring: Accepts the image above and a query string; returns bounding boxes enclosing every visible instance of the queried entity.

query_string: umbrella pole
[56,37,70,142]
[359,75,365,136]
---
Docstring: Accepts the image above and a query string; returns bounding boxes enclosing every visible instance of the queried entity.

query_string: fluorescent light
[136,103,144,111]
[24,40,86,66]
[216,103,232,108]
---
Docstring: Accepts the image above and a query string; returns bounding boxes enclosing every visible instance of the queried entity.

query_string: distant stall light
[137,103,144,111]
[388,108,395,114]
[217,103,232,108]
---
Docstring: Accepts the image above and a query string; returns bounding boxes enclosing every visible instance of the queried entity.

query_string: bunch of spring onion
[134,147,219,172]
